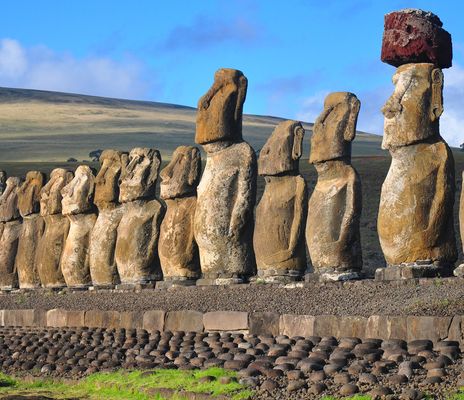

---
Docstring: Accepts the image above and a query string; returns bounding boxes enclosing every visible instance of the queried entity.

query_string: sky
[0,0,463,146]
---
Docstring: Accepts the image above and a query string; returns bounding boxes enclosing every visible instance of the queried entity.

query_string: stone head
[94,149,128,206]
[381,63,443,149]
[40,168,74,216]
[258,120,305,176]
[195,68,248,145]
[160,146,201,200]
[0,171,6,195]
[119,148,161,203]
[310,92,361,164]
[0,177,22,222]
[61,165,96,215]
[17,171,45,217]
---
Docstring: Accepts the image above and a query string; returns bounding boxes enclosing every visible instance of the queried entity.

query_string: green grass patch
[0,368,253,399]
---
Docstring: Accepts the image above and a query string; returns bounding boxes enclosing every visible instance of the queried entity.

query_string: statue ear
[147,151,161,188]
[292,125,305,161]
[188,147,201,187]
[430,68,444,121]
[344,96,360,142]
[234,75,248,123]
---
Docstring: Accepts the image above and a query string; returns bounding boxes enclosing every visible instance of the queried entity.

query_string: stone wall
[1,308,462,344]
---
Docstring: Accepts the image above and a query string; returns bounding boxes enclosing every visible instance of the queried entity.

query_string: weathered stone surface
[15,171,45,289]
[61,166,97,288]
[407,316,452,342]
[0,177,22,290]
[2,309,35,326]
[379,64,456,271]
[46,309,68,327]
[89,150,127,286]
[119,311,143,329]
[84,310,120,329]
[313,315,340,338]
[339,316,367,338]
[37,169,73,287]
[159,146,201,281]
[458,173,464,275]
[203,311,248,331]
[116,148,164,285]
[196,68,247,145]
[142,310,166,332]
[307,93,362,279]
[0,171,6,196]
[381,9,452,68]
[36,214,69,288]
[249,312,279,336]
[165,310,204,332]
[67,310,85,327]
[254,121,307,279]
[194,69,256,282]
[0,177,21,223]
[280,314,315,338]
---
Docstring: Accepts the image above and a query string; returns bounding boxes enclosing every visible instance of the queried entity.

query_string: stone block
[120,311,143,329]
[66,310,85,327]
[338,316,367,338]
[381,9,452,68]
[386,316,408,340]
[3,309,35,326]
[165,310,203,332]
[447,316,464,342]
[33,309,47,327]
[249,312,279,336]
[407,316,452,342]
[313,315,340,338]
[143,310,166,332]
[47,309,68,327]
[203,311,248,331]
[280,314,315,338]
[84,310,121,328]
[366,315,389,340]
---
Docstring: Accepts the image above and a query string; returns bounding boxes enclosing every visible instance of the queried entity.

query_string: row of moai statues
[0,8,462,289]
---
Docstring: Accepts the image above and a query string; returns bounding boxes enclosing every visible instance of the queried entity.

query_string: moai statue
[61,165,97,288]
[306,93,363,281]
[253,120,307,282]
[15,171,45,288]
[89,150,127,287]
[194,68,257,284]
[115,148,164,286]
[158,146,201,286]
[36,168,74,288]
[377,9,456,280]
[0,171,6,196]
[457,176,464,275]
[0,177,22,290]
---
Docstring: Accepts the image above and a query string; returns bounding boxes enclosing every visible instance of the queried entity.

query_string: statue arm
[337,174,361,246]
[228,161,256,239]
[288,177,307,256]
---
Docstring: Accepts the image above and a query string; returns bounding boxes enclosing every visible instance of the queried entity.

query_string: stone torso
[254,175,307,272]
[378,139,456,265]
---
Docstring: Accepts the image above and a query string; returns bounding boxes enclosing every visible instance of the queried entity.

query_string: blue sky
[0,0,463,146]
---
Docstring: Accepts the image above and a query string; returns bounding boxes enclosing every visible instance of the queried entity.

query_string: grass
[0,368,253,399]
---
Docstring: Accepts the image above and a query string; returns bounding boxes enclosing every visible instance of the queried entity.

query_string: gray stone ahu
[0,171,6,196]
[254,120,307,282]
[194,68,257,284]
[89,150,128,287]
[158,146,202,286]
[0,177,22,290]
[15,171,45,289]
[36,168,74,288]
[61,165,97,288]
[377,65,456,279]
[306,92,363,281]
[115,148,164,286]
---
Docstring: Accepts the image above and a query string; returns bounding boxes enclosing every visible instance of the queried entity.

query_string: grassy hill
[0,87,385,163]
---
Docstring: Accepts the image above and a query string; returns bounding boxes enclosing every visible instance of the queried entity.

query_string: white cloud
[0,38,152,99]
[296,67,464,148]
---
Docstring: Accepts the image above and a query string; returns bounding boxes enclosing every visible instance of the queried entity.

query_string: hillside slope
[0,87,384,162]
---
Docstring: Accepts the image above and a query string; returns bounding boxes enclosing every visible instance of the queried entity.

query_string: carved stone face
[17,171,45,217]
[119,148,161,203]
[195,68,248,145]
[61,165,96,215]
[381,63,443,149]
[310,92,360,164]
[160,146,201,200]
[40,168,74,216]
[258,120,305,176]
[0,171,6,196]
[0,177,22,222]
[94,150,127,205]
